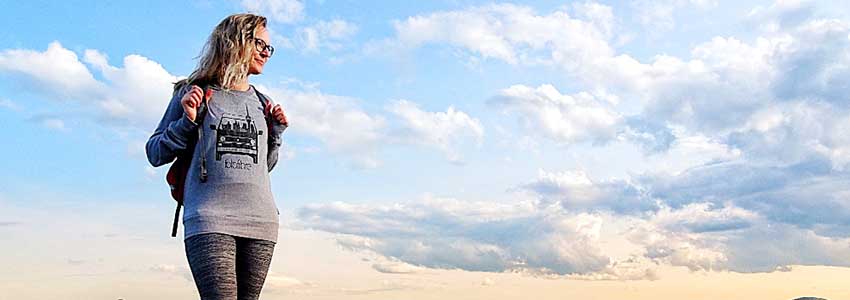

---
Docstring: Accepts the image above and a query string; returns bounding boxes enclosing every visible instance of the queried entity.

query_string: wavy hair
[176,13,266,90]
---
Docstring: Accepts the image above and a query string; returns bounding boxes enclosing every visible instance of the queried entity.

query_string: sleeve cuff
[271,122,288,136]
[173,113,200,136]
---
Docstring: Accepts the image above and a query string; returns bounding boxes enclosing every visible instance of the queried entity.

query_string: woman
[145,13,288,300]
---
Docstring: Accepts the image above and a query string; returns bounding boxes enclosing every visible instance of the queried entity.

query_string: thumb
[264,99,273,115]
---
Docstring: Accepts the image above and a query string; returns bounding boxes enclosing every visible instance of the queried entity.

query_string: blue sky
[4,0,850,298]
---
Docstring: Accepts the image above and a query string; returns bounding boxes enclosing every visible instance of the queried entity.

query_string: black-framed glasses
[253,38,274,57]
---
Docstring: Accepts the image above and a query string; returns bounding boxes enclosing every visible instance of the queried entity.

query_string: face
[248,26,271,75]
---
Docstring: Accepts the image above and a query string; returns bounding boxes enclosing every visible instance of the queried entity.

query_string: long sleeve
[145,85,199,167]
[267,122,287,172]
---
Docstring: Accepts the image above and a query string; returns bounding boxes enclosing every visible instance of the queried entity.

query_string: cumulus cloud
[387,99,484,163]
[490,84,623,146]
[83,49,180,127]
[297,19,359,53]
[296,195,657,279]
[255,83,386,168]
[390,3,614,66]
[519,169,654,214]
[272,0,850,279]
[241,0,304,24]
[387,3,850,172]
[257,83,482,167]
[0,41,105,99]
[0,42,180,130]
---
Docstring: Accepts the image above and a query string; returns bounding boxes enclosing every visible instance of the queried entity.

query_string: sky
[2,0,850,299]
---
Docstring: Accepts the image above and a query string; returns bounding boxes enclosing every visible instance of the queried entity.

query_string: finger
[190,94,200,108]
[275,110,287,123]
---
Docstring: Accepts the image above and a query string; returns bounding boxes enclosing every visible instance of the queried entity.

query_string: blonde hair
[176,13,267,90]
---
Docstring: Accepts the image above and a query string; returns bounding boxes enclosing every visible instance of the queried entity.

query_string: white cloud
[630,0,717,33]
[0,41,105,99]
[255,83,386,168]
[390,3,614,66]
[296,19,359,53]
[296,195,652,278]
[519,169,654,214]
[241,0,304,24]
[83,49,180,127]
[747,0,815,32]
[0,42,180,132]
[490,84,623,145]
[256,83,484,167]
[387,100,484,163]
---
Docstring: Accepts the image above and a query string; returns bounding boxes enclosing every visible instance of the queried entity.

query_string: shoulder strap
[196,83,211,183]
[252,84,270,109]
[252,85,275,137]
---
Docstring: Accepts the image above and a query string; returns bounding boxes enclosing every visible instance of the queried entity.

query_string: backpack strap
[195,84,212,183]
[252,85,274,134]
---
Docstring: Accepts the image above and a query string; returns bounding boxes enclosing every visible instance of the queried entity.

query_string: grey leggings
[184,233,276,300]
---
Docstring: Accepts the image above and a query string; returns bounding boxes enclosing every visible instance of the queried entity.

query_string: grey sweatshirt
[146,84,286,243]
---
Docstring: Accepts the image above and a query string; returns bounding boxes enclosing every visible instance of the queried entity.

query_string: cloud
[264,271,315,289]
[29,114,70,132]
[390,3,614,66]
[0,42,180,131]
[489,84,623,146]
[255,83,386,168]
[387,99,484,163]
[241,0,304,24]
[0,41,105,99]
[629,0,717,33]
[386,3,850,173]
[519,169,654,214]
[371,259,429,274]
[296,196,648,278]
[83,49,180,127]
[257,82,484,167]
[296,19,359,53]
[747,0,815,32]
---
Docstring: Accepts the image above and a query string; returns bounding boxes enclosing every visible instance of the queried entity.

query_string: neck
[230,78,250,91]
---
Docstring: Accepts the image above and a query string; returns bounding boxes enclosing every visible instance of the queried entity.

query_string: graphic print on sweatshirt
[208,104,264,165]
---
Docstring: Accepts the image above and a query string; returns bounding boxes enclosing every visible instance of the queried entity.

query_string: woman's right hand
[181,85,206,122]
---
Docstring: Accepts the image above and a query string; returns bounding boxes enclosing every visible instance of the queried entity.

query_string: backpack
[166,84,272,237]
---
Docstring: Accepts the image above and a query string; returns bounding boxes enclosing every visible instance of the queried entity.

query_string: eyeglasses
[253,38,274,57]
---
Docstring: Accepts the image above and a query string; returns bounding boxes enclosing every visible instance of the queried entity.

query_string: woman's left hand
[265,100,288,126]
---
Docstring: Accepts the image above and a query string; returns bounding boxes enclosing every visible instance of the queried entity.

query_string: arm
[145,85,199,167]
[267,122,287,172]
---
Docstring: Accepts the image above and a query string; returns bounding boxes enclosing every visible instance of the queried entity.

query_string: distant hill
[793,297,827,300]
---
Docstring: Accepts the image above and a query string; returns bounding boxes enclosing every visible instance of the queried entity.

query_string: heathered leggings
[184,233,276,300]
